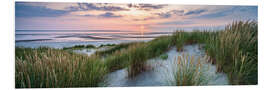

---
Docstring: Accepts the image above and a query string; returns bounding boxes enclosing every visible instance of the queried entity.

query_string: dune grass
[98,43,116,48]
[62,44,96,50]
[170,21,257,85]
[171,31,189,51]
[128,36,173,77]
[104,36,173,73]
[203,21,258,84]
[95,42,136,56]
[160,54,168,60]
[15,47,108,88]
[15,21,257,87]
[173,54,209,86]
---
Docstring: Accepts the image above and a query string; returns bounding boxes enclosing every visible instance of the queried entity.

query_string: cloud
[68,3,129,11]
[197,11,227,19]
[170,10,185,16]
[15,2,69,17]
[129,9,185,21]
[127,4,167,11]
[138,4,166,9]
[99,12,122,18]
[184,9,207,16]
[156,13,171,18]
[194,6,257,20]
[155,10,184,18]
[15,2,258,31]
[157,21,194,25]
[132,17,156,21]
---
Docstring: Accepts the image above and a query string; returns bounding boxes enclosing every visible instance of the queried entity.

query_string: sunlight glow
[15,2,258,31]
[140,25,145,37]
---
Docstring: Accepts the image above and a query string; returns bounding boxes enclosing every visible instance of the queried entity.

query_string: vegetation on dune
[170,21,257,85]
[128,36,173,77]
[105,36,173,73]
[171,30,216,51]
[172,21,258,85]
[127,43,149,77]
[95,42,136,56]
[98,43,116,48]
[85,44,96,48]
[171,31,203,51]
[173,54,209,86]
[160,54,168,60]
[203,21,258,84]
[171,31,188,51]
[62,44,96,50]
[15,21,257,87]
[103,42,145,72]
[15,47,108,88]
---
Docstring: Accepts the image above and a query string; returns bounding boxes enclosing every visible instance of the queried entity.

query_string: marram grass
[15,21,257,87]
[171,21,257,85]
[204,21,258,84]
[172,54,209,86]
[15,47,108,88]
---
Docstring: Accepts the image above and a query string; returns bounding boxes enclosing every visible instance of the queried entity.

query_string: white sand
[104,44,229,86]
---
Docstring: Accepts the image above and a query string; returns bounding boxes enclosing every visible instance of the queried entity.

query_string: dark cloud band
[16,2,68,17]
[69,3,129,11]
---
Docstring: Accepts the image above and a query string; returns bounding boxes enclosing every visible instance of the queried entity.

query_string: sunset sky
[15,2,257,32]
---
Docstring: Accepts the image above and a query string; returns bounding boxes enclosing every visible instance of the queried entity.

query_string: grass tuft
[172,54,209,86]
[15,47,108,88]
[62,44,96,50]
[160,54,168,60]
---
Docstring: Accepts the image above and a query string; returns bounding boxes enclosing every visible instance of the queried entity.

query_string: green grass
[103,42,145,71]
[203,21,258,84]
[104,36,173,77]
[160,54,168,60]
[15,47,108,88]
[85,44,96,48]
[173,54,209,86]
[98,43,116,48]
[15,21,257,87]
[127,43,149,77]
[95,42,136,56]
[62,44,96,50]
[169,21,257,85]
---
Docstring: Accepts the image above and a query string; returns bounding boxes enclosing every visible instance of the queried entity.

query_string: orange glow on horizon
[16,3,257,31]
[140,25,145,37]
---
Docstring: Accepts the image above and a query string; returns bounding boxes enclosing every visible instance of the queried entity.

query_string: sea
[15,30,173,48]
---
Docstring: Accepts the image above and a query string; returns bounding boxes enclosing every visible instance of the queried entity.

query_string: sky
[15,2,257,32]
